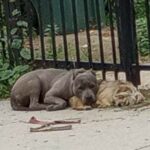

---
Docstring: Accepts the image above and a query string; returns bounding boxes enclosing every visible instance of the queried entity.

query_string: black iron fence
[0,0,6,62]
[1,0,150,85]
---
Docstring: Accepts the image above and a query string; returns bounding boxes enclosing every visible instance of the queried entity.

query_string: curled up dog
[96,80,145,108]
[10,68,98,111]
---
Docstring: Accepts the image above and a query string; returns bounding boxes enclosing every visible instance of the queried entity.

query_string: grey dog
[10,68,98,111]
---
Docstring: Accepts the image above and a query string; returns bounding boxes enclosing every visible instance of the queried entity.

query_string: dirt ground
[1,100,150,150]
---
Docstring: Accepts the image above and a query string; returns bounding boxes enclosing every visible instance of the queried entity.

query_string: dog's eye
[89,84,95,88]
[78,86,84,90]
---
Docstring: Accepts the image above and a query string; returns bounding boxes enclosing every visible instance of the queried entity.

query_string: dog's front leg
[44,95,67,111]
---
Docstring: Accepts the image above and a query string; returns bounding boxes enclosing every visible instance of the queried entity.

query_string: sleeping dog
[10,68,98,111]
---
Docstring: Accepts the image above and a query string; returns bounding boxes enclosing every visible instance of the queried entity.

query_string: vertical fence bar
[115,0,121,63]
[0,0,6,61]
[71,0,80,68]
[145,0,150,56]
[0,28,6,61]
[132,0,140,85]
[49,0,57,67]
[59,0,68,67]
[25,0,34,60]
[108,0,118,79]
[95,0,106,79]
[83,0,93,68]
[116,0,140,85]
[3,0,14,66]
[38,0,45,61]
[12,0,22,65]
[117,0,132,81]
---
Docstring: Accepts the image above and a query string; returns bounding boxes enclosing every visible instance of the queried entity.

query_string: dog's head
[113,82,145,106]
[72,69,98,105]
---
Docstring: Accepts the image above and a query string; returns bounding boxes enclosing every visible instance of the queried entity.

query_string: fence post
[3,0,15,67]
[0,0,6,62]
[116,0,140,86]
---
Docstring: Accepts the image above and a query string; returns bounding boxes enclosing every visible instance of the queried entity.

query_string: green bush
[134,0,146,19]
[136,18,149,56]
[135,0,150,56]
[0,61,30,98]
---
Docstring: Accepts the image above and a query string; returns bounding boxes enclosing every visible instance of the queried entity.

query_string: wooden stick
[28,116,81,125]
[53,120,81,124]
[30,125,72,132]
[28,116,49,125]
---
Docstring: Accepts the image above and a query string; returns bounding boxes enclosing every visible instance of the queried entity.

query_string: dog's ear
[97,79,103,85]
[90,69,96,76]
[72,68,85,80]
[87,69,96,77]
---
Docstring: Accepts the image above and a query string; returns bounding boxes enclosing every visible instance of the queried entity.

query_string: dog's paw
[46,105,64,111]
[114,99,127,107]
[83,106,92,110]
[74,105,92,111]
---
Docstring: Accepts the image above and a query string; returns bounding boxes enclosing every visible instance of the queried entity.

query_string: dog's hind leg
[44,96,67,111]
[29,95,47,110]
[11,95,46,111]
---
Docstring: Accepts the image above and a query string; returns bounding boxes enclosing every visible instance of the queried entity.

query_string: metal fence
[1,0,150,86]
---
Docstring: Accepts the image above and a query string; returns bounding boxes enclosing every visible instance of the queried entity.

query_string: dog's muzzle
[83,95,96,105]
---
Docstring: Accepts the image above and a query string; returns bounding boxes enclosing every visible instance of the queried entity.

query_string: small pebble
[43,140,48,143]
[69,135,75,137]
[96,130,101,133]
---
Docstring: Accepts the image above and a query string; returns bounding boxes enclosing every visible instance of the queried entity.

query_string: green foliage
[104,0,149,56]
[0,59,30,98]
[9,9,29,65]
[134,0,146,19]
[104,0,116,26]
[44,24,59,35]
[0,7,31,98]
[0,8,33,99]
[134,0,150,56]
[17,20,28,28]
[11,39,22,49]
[136,18,149,56]
[20,48,31,60]
[12,9,21,16]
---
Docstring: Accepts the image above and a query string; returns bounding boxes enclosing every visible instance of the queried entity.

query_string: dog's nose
[85,95,94,101]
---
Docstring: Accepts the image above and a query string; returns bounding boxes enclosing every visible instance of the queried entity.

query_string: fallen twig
[26,116,80,132]
[28,116,81,125]
[30,125,72,132]
[28,116,49,125]
[135,144,150,150]
[98,117,125,122]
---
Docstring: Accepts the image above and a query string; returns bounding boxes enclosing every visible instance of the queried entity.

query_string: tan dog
[96,80,145,108]
[69,80,145,110]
